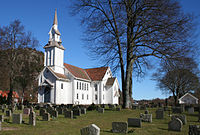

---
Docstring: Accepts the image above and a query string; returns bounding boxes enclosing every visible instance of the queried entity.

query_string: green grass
[0,108,199,135]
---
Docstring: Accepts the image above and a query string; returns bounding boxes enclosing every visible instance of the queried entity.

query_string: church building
[37,9,120,105]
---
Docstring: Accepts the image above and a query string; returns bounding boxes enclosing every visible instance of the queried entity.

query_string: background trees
[0,20,43,104]
[153,57,200,105]
[70,0,196,108]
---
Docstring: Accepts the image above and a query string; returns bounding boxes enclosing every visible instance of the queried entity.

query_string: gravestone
[188,107,194,114]
[6,110,12,117]
[112,122,128,134]
[56,107,63,115]
[81,108,87,114]
[64,111,73,119]
[23,108,30,115]
[51,110,58,118]
[80,124,100,135]
[12,114,22,124]
[73,109,81,116]
[39,108,46,116]
[156,109,164,119]
[144,110,149,114]
[0,115,4,122]
[171,115,187,125]
[128,118,141,127]
[172,107,182,113]
[168,118,183,131]
[63,108,68,114]
[98,108,104,113]
[140,114,152,123]
[42,113,50,121]
[116,107,121,111]
[29,111,36,126]
[189,125,200,135]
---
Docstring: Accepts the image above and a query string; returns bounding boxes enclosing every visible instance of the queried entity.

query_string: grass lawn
[0,107,199,135]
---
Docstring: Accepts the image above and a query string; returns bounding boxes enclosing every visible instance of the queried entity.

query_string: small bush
[87,103,97,111]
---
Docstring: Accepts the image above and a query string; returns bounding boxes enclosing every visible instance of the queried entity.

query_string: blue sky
[0,0,200,100]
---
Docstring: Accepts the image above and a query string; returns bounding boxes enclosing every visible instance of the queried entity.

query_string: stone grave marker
[128,118,141,127]
[73,109,81,116]
[171,114,187,125]
[23,108,30,115]
[156,109,164,119]
[39,108,46,116]
[0,115,4,122]
[56,107,63,115]
[140,114,152,123]
[81,108,87,114]
[6,110,12,117]
[64,111,73,119]
[189,125,200,135]
[98,108,104,113]
[29,111,36,126]
[42,113,50,121]
[51,110,58,118]
[188,107,194,114]
[112,122,128,134]
[168,118,183,131]
[12,114,22,124]
[80,124,100,135]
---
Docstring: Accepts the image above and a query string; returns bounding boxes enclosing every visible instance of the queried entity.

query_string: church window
[77,82,78,89]
[82,94,84,100]
[84,83,86,90]
[87,94,88,100]
[95,84,98,91]
[61,83,63,89]
[80,82,81,90]
[77,94,79,99]
[82,83,84,90]
[87,84,88,91]
[95,94,98,100]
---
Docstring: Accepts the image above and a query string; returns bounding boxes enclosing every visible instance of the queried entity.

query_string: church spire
[53,8,58,25]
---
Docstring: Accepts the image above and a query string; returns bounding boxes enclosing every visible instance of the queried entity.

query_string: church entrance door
[44,87,50,103]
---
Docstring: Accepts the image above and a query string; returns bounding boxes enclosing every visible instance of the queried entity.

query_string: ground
[0,107,199,135]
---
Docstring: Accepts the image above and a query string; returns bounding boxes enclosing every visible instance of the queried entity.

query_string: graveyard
[0,104,199,134]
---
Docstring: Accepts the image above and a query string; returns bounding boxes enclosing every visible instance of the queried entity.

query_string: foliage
[70,0,196,108]
[87,103,98,111]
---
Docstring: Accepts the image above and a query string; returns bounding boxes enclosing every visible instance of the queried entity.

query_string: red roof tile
[85,67,108,81]
[64,63,90,80]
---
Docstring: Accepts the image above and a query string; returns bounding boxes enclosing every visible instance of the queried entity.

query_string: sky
[0,0,200,100]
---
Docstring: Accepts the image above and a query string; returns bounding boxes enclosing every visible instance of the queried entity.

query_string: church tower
[44,9,65,74]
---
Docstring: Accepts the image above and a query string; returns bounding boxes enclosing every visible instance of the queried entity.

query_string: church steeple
[53,9,58,25]
[43,9,65,74]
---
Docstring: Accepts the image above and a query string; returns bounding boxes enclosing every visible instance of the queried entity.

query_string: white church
[37,9,120,105]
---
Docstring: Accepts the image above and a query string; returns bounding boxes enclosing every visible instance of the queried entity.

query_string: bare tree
[0,20,39,104]
[153,57,200,105]
[70,0,195,108]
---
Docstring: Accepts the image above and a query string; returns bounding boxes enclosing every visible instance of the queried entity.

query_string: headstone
[116,107,121,111]
[188,107,194,114]
[51,110,58,118]
[0,115,4,122]
[81,108,87,114]
[63,108,68,114]
[172,107,182,113]
[80,124,100,135]
[112,122,128,134]
[56,107,63,115]
[6,110,12,117]
[128,118,141,127]
[98,108,104,113]
[42,113,50,121]
[64,111,73,119]
[189,125,200,135]
[168,118,183,131]
[171,115,187,125]
[140,114,152,123]
[156,109,164,119]
[23,108,30,115]
[144,110,149,114]
[73,109,81,116]
[12,114,22,124]
[29,111,36,126]
[39,108,46,116]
